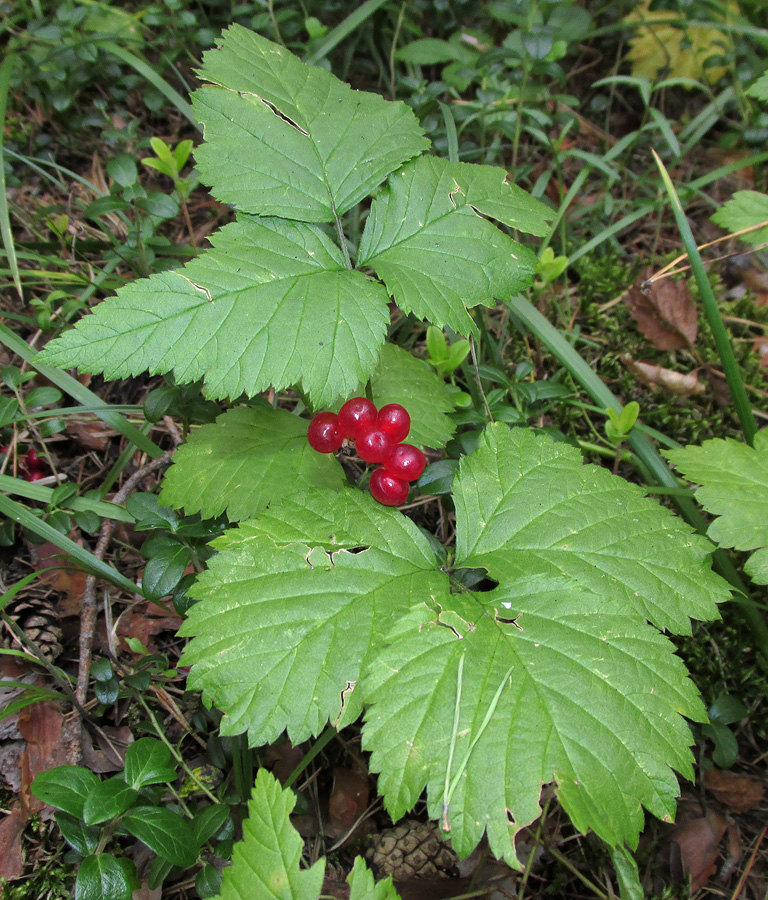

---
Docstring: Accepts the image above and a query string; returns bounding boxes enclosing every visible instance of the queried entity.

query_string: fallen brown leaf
[668,806,727,891]
[29,540,88,615]
[625,269,698,350]
[328,766,370,838]
[704,767,766,813]
[622,354,706,395]
[116,602,183,654]
[65,417,117,452]
[17,701,73,812]
[0,804,27,881]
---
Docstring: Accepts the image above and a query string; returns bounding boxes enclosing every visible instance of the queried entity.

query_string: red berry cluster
[307,397,426,507]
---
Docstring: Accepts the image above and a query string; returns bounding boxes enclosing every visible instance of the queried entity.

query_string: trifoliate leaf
[667,433,768,585]
[364,576,704,866]
[37,216,390,407]
[193,25,429,222]
[217,768,325,900]
[369,344,456,449]
[180,488,445,744]
[453,424,727,633]
[357,157,545,335]
[711,190,768,246]
[159,405,345,521]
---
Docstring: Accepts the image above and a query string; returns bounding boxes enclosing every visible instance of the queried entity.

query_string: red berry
[377,404,410,443]
[25,470,44,482]
[382,443,426,482]
[338,397,377,440]
[369,468,409,506]
[356,428,392,463]
[307,412,343,453]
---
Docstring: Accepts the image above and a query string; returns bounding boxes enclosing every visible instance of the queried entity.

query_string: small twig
[469,334,494,423]
[76,452,173,705]
[728,823,767,900]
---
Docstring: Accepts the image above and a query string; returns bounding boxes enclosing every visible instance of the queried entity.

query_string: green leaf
[55,812,101,856]
[136,192,180,218]
[454,425,727,633]
[746,70,768,102]
[37,216,390,408]
[106,155,138,188]
[711,190,768,246]
[368,344,456,449]
[214,768,325,900]
[396,38,477,66]
[667,433,768,584]
[125,493,179,531]
[75,854,137,900]
[180,488,444,744]
[357,158,545,335]
[363,576,705,866]
[193,804,231,845]
[121,807,198,867]
[159,405,345,521]
[124,737,177,790]
[31,765,100,818]
[83,777,139,825]
[193,26,428,223]
[347,857,400,900]
[141,540,191,601]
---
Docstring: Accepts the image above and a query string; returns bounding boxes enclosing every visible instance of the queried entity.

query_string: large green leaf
[180,424,727,867]
[453,424,728,633]
[180,488,444,744]
[160,405,345,521]
[363,576,703,865]
[37,217,390,407]
[667,431,768,584]
[193,25,429,222]
[368,344,456,449]
[357,157,547,335]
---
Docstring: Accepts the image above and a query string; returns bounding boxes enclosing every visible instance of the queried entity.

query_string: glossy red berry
[307,412,343,453]
[356,428,392,463]
[25,470,45,482]
[377,403,410,443]
[24,448,43,471]
[338,397,377,440]
[369,468,409,506]
[382,443,426,482]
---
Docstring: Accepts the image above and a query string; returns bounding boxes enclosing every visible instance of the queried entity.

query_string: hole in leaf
[451,567,498,593]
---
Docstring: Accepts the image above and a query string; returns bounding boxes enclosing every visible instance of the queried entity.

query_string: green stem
[652,150,757,446]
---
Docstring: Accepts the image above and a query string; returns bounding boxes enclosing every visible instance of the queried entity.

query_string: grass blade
[0,54,21,300]
[303,0,392,65]
[0,323,164,460]
[652,150,757,446]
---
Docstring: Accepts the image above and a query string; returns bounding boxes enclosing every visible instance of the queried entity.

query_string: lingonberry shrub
[37,24,729,889]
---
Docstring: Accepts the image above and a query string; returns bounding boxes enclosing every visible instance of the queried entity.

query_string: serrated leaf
[368,344,456,449]
[358,158,546,335]
[180,488,445,744]
[193,25,429,222]
[121,807,198,867]
[667,434,768,584]
[711,190,768,246]
[364,576,704,867]
[453,424,727,633]
[37,216,390,407]
[347,857,400,900]
[747,70,768,102]
[159,405,345,521]
[216,768,325,900]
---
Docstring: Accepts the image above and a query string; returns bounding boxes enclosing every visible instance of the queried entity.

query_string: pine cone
[367,820,458,880]
[2,596,63,662]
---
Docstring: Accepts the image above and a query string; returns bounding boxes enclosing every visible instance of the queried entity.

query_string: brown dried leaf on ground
[65,416,117,451]
[116,601,183,654]
[0,804,27,881]
[29,540,88,616]
[625,269,698,349]
[81,724,133,774]
[704,767,766,813]
[622,355,706,395]
[668,806,727,891]
[17,701,74,811]
[327,766,370,841]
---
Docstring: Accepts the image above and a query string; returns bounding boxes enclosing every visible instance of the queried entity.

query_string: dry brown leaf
[17,701,73,812]
[0,804,27,881]
[65,417,117,451]
[29,540,88,615]
[625,269,698,350]
[116,602,183,654]
[328,767,370,836]
[703,767,766,813]
[81,725,133,774]
[669,807,727,891]
[622,354,706,395]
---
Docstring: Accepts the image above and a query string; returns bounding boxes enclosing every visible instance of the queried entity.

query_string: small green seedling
[605,401,640,446]
[141,137,194,200]
[425,326,471,376]
[534,246,568,288]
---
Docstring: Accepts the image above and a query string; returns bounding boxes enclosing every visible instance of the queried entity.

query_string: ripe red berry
[356,428,392,463]
[369,468,409,506]
[25,470,45,482]
[307,412,343,453]
[338,397,377,440]
[382,443,426,482]
[377,403,410,443]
